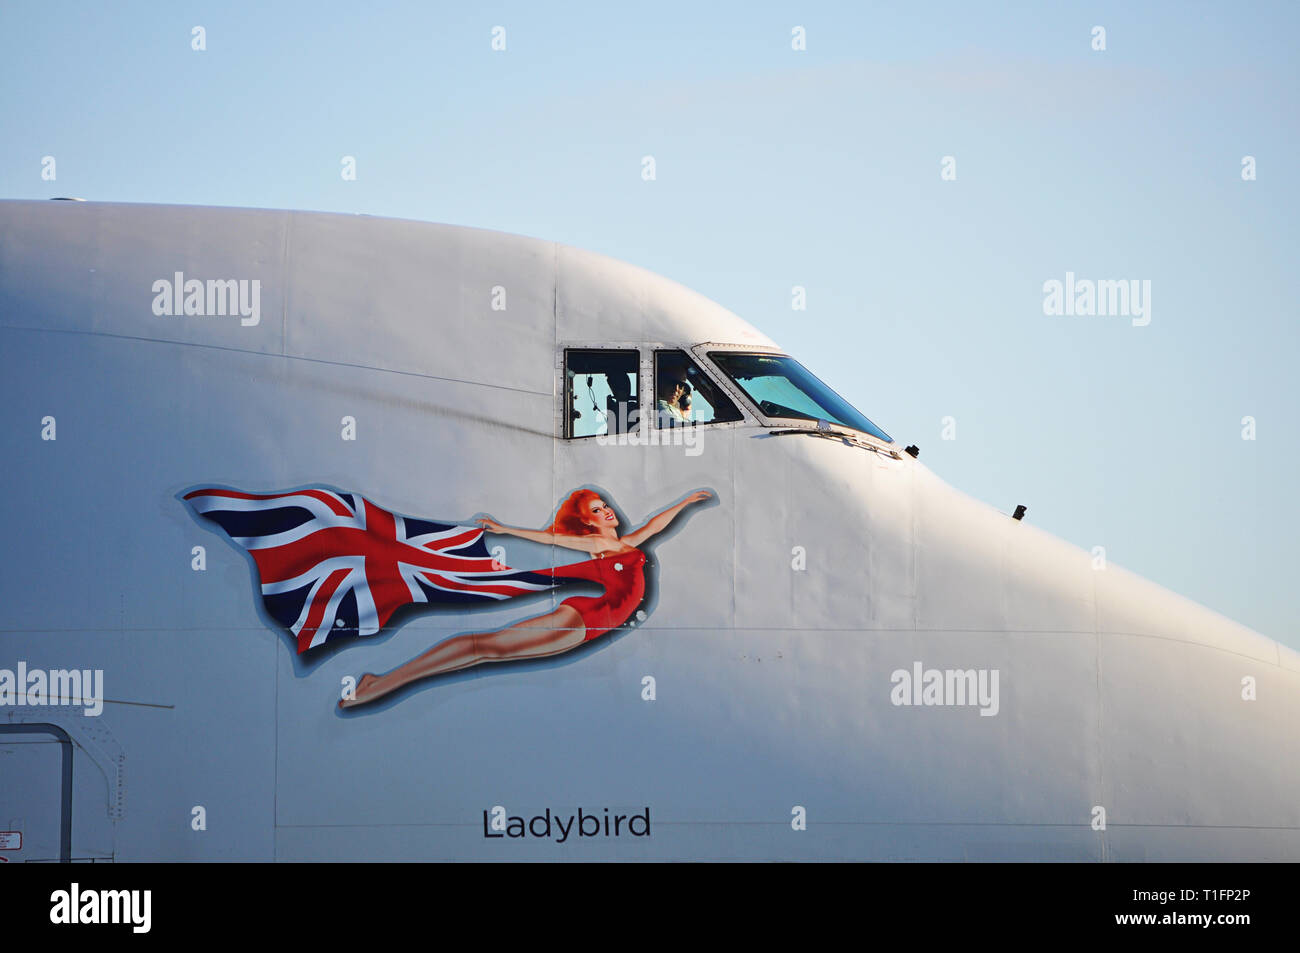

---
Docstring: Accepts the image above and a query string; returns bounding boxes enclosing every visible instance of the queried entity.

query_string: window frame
[561,345,644,440]
[650,347,746,431]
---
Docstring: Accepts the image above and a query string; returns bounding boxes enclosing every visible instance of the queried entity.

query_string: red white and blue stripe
[182,486,568,653]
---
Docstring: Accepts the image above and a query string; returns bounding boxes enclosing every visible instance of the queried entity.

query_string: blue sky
[2,1,1296,643]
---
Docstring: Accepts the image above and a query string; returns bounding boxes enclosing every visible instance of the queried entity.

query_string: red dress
[544,548,647,641]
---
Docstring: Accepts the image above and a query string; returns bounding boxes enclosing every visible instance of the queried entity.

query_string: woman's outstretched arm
[620,490,713,548]
[475,517,608,554]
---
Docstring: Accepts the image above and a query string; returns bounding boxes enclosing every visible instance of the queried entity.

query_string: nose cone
[911,463,1300,858]
[733,436,1300,859]
[1088,562,1300,859]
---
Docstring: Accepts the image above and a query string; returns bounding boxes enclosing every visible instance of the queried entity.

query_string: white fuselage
[0,201,1296,861]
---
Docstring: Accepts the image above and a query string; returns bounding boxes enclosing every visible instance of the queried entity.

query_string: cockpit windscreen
[708,352,891,442]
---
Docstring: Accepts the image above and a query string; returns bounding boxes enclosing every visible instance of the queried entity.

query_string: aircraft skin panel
[1098,632,1300,829]
[0,738,63,862]
[1,200,1296,862]
[0,201,774,379]
[0,630,277,862]
[556,242,778,349]
[1094,564,1284,666]
[0,201,289,356]
[283,213,558,394]
[265,625,1108,860]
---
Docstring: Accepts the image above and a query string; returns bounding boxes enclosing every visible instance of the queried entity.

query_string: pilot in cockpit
[656,372,690,426]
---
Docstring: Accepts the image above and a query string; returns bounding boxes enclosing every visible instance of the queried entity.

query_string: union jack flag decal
[181,486,573,653]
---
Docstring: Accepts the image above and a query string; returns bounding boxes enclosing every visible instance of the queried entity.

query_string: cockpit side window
[653,349,743,428]
[565,349,640,438]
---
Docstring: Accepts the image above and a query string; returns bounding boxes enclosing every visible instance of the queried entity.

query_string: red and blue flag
[182,486,572,653]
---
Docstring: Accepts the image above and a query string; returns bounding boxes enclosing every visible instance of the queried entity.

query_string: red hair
[550,489,603,537]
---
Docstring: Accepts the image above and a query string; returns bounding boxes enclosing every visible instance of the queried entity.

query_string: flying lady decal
[181,485,714,707]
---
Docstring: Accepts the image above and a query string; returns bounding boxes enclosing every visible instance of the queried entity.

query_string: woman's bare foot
[338,672,383,709]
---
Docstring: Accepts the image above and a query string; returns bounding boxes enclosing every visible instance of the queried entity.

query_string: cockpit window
[654,349,743,427]
[707,351,892,442]
[565,349,639,438]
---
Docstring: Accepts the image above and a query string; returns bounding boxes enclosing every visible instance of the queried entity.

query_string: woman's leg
[340,605,585,708]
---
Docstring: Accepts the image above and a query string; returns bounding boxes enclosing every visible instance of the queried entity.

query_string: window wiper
[763,420,902,458]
